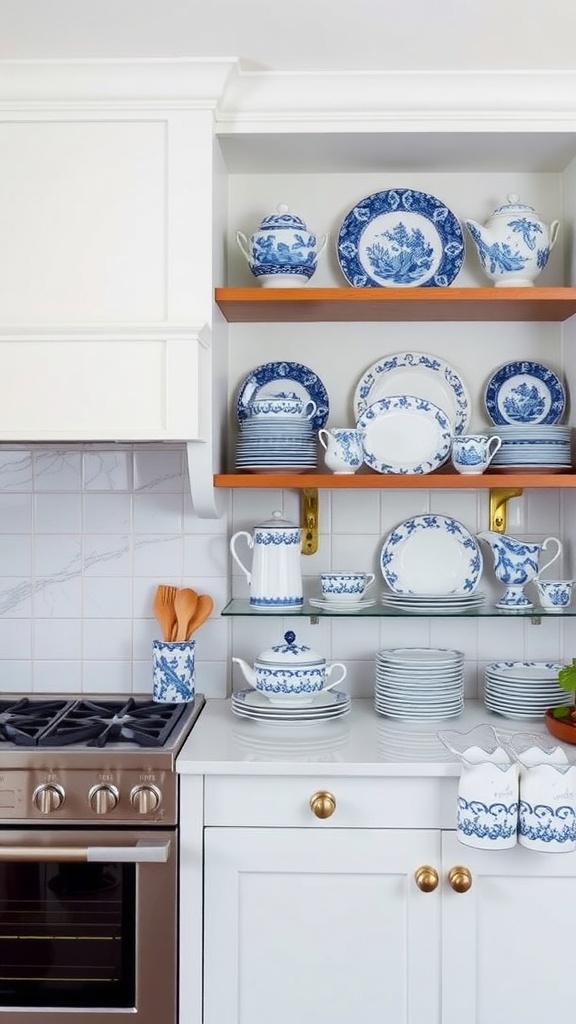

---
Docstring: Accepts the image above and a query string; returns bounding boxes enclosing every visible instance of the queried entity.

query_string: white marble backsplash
[0,443,573,702]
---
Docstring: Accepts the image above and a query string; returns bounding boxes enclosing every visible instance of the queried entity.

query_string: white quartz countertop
[176,698,558,777]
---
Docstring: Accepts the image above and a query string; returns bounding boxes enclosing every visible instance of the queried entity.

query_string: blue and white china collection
[229,511,304,611]
[230,193,569,733]
[451,434,502,474]
[236,204,328,286]
[465,193,560,288]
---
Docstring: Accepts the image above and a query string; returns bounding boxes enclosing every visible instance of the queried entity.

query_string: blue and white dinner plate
[236,361,329,431]
[484,360,566,425]
[337,188,465,288]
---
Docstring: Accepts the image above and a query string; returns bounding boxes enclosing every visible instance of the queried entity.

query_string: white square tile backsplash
[0,443,571,702]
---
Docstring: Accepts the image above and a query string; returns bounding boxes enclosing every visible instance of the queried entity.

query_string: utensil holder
[153,639,196,703]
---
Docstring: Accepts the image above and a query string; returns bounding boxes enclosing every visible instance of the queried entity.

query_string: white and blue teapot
[236,204,327,287]
[465,193,560,287]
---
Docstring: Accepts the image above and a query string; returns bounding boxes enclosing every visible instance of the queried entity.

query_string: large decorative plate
[484,360,566,425]
[356,395,452,474]
[354,351,471,433]
[380,514,483,595]
[336,188,465,288]
[235,361,329,431]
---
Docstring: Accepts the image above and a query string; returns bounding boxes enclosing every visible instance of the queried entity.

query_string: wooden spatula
[173,587,199,642]
[188,593,214,637]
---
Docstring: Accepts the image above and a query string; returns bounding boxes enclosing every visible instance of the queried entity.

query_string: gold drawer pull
[309,791,336,819]
[414,865,439,892]
[448,865,473,893]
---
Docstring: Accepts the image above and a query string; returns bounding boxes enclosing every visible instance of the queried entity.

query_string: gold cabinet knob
[414,865,439,893]
[309,791,336,819]
[447,865,473,893]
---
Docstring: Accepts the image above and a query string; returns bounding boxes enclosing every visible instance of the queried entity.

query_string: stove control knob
[130,785,161,815]
[89,784,119,815]
[33,783,65,814]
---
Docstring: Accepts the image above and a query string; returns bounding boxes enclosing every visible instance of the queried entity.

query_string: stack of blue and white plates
[235,417,318,473]
[488,424,572,473]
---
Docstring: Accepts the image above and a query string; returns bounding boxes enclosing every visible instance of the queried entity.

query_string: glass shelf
[221,599,574,619]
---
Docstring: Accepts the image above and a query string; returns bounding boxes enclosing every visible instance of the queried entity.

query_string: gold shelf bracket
[489,487,523,533]
[301,488,318,555]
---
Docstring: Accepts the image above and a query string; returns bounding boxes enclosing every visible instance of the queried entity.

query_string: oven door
[0,828,178,1024]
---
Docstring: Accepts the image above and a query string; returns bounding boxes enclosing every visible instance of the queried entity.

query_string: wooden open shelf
[215,287,576,323]
[214,471,576,489]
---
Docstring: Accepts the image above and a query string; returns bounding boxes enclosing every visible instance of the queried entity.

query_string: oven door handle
[0,840,171,863]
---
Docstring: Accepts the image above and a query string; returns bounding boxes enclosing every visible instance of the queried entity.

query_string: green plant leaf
[558,660,576,692]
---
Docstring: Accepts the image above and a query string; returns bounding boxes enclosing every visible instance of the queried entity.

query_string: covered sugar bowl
[236,204,327,286]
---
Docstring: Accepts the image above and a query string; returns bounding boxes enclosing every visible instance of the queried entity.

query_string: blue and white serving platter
[484,360,566,425]
[353,350,471,433]
[356,395,452,474]
[236,361,329,432]
[337,188,465,288]
[380,514,483,596]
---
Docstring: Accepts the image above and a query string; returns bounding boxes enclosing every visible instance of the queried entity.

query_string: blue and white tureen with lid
[236,204,327,287]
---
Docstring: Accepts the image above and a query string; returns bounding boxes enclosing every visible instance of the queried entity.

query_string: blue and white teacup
[320,571,376,604]
[451,434,502,474]
[318,427,363,474]
[153,639,196,702]
[248,393,317,421]
[534,579,575,612]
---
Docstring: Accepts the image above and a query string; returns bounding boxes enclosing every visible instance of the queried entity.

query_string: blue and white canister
[153,639,196,703]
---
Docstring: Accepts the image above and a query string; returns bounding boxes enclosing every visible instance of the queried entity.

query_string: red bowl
[544,708,576,745]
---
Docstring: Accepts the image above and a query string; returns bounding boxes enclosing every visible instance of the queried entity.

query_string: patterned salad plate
[356,395,452,474]
[235,361,329,432]
[336,188,465,288]
[484,360,565,426]
[380,514,483,596]
[354,350,471,433]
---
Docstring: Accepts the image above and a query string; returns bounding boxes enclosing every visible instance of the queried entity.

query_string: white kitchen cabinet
[441,831,576,1024]
[203,825,441,1024]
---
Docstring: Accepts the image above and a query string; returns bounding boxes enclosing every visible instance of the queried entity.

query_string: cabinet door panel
[204,827,440,1024]
[442,831,576,1024]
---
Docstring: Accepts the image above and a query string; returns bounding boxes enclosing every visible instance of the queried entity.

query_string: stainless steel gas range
[0,693,205,1024]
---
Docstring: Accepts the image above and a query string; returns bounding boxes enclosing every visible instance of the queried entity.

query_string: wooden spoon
[173,588,199,642]
[153,584,178,642]
[188,594,214,637]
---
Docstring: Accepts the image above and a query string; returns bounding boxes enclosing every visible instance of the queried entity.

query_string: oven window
[0,860,136,1008]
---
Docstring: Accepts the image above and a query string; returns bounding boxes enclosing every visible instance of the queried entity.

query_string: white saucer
[308,597,377,611]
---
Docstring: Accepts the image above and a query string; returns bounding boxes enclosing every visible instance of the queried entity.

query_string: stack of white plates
[484,661,568,719]
[375,647,465,721]
[231,688,351,723]
[381,591,486,614]
[488,425,572,473]
[235,418,318,473]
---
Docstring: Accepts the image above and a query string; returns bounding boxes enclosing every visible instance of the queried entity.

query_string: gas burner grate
[39,698,190,748]
[0,699,73,746]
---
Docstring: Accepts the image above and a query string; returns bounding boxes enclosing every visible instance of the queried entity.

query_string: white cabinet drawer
[204,774,458,829]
